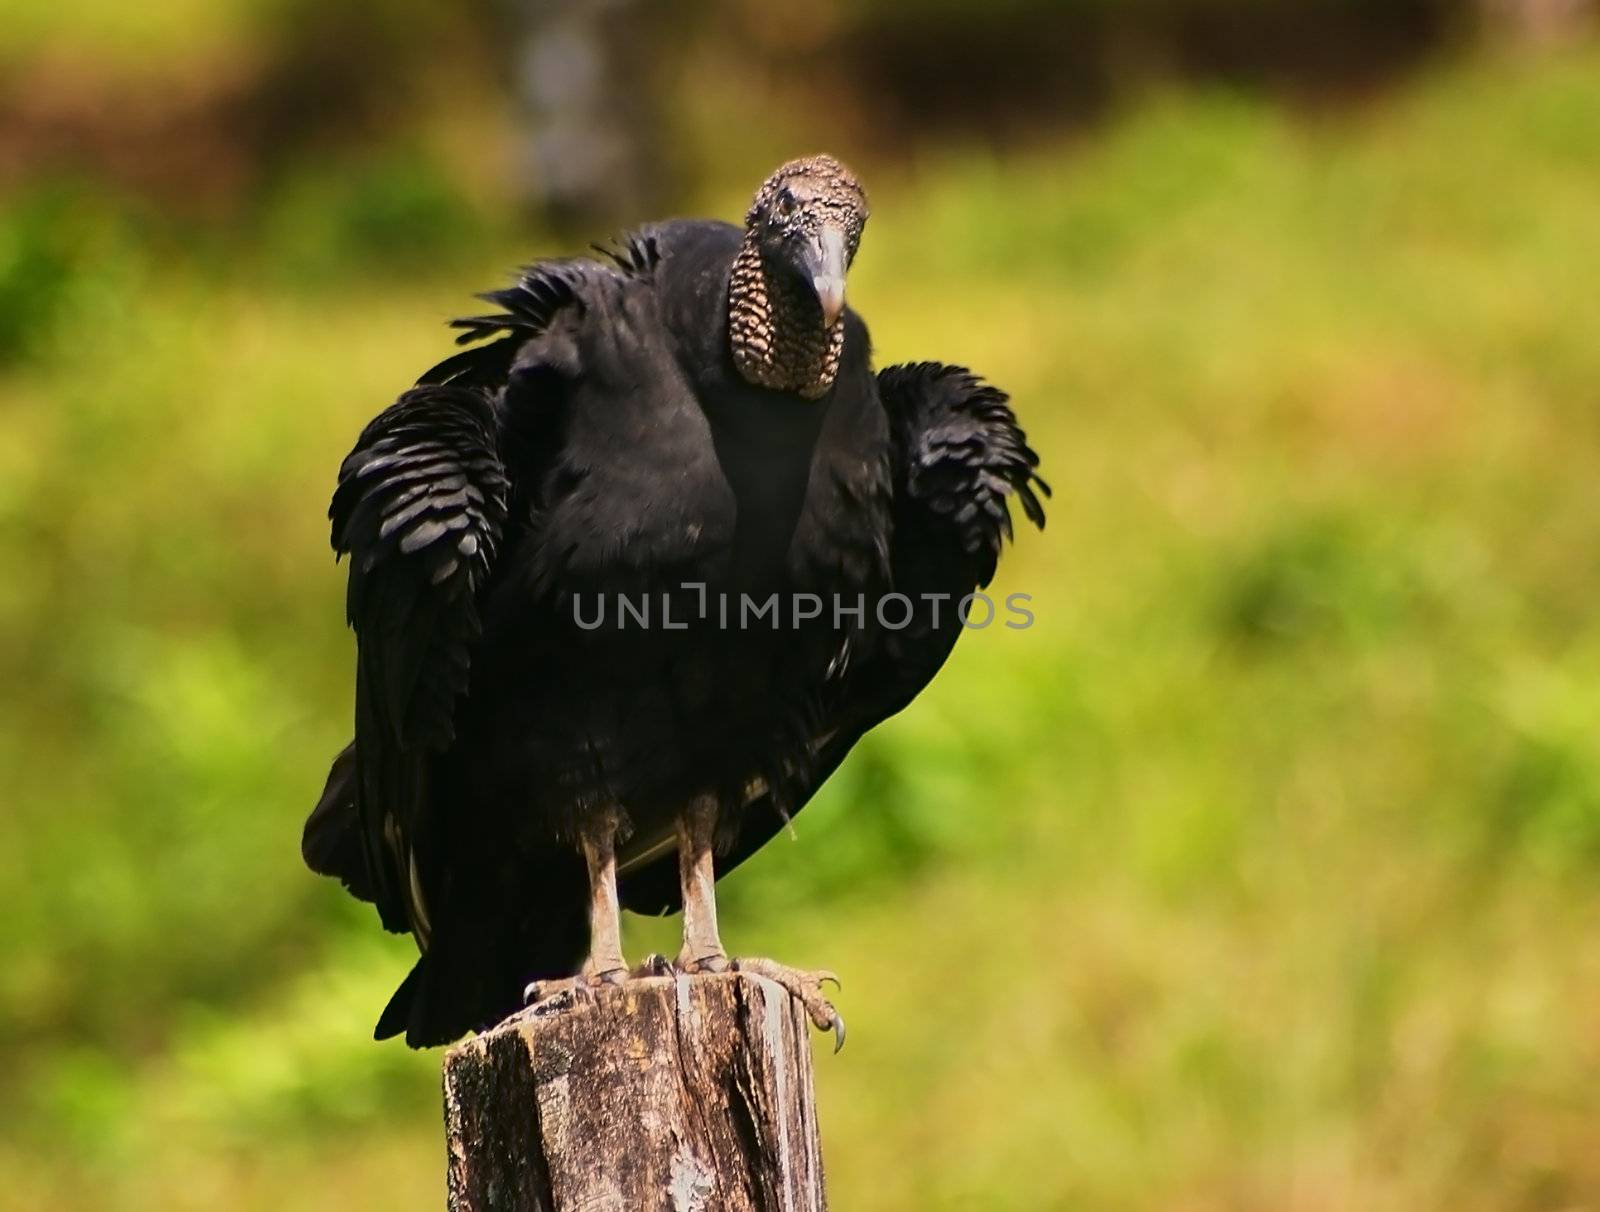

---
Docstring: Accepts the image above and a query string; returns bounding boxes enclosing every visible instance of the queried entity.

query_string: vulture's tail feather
[375,851,593,1048]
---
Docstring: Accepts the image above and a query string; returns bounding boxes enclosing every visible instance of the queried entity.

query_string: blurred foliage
[0,188,144,365]
[258,148,494,282]
[0,0,1498,232]
[2,0,1600,1205]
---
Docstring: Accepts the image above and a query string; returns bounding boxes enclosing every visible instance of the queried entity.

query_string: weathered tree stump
[443,972,827,1211]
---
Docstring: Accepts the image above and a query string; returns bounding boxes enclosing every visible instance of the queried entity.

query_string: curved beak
[801,226,849,327]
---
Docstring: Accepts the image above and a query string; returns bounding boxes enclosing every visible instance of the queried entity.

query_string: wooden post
[443,972,827,1211]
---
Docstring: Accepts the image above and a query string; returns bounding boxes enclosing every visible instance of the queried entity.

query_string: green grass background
[4,40,1600,1211]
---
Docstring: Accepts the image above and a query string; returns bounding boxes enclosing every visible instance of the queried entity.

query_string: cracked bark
[443,972,827,1211]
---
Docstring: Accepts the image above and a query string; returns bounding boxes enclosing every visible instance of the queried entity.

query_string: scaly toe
[731,958,846,1050]
[523,961,627,1007]
[677,950,732,975]
[585,963,628,988]
[522,974,584,1007]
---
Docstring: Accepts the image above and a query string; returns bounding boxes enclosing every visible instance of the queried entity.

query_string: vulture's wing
[304,244,658,943]
[421,232,660,389]
[313,384,509,947]
[620,362,1047,913]
[306,243,666,1046]
[838,361,1047,717]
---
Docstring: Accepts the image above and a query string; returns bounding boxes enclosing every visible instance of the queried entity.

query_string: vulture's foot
[676,947,732,975]
[521,959,628,1007]
[631,953,676,979]
[732,957,846,1052]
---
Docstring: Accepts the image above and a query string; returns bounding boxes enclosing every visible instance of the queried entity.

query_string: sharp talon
[832,1013,847,1054]
[633,953,674,978]
[819,971,841,991]
[524,978,583,1011]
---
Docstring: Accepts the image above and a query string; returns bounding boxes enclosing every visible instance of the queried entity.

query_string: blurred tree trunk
[502,0,670,233]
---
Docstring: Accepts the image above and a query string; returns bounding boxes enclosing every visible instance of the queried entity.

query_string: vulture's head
[744,155,869,328]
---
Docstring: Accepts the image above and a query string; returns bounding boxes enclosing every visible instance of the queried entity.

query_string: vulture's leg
[675,794,846,1051]
[523,808,629,1004]
[676,793,729,972]
[578,808,628,983]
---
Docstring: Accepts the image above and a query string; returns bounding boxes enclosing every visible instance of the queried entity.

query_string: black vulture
[302,155,1047,1048]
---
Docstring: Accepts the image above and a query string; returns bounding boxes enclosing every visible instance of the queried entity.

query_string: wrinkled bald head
[745,155,869,326]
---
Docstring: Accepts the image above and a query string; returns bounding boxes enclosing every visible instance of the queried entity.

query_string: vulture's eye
[774,190,797,219]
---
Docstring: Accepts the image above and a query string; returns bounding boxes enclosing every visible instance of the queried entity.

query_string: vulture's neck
[728,235,844,400]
